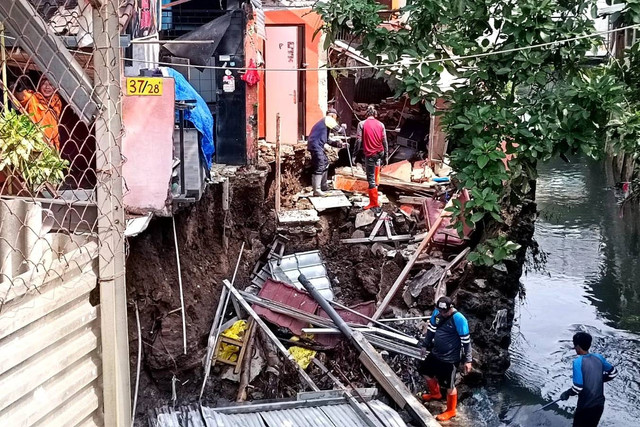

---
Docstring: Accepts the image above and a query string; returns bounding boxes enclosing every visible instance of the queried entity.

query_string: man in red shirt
[355,105,388,210]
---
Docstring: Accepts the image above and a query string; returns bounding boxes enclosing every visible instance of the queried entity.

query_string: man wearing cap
[355,105,388,211]
[559,331,617,426]
[418,296,472,421]
[307,108,347,196]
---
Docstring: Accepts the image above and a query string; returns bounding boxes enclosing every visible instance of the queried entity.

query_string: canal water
[467,157,640,426]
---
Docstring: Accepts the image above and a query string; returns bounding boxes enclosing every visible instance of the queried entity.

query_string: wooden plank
[341,234,414,244]
[353,331,441,427]
[0,354,101,426]
[368,212,387,240]
[398,196,427,205]
[0,323,99,411]
[0,261,97,340]
[32,383,100,427]
[223,280,320,391]
[275,113,282,215]
[371,201,452,320]
[0,297,98,374]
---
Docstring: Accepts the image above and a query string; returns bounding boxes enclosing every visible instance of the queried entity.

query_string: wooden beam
[353,331,440,427]
[275,113,282,215]
[371,201,452,320]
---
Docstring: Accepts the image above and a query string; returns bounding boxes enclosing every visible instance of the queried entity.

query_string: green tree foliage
[315,0,638,264]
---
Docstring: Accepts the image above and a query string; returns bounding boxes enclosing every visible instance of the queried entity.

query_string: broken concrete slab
[355,210,377,229]
[277,209,319,225]
[402,266,446,308]
[371,243,393,257]
[308,194,352,212]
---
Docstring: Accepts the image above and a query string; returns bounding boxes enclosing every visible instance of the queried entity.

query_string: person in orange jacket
[355,105,388,212]
[13,76,63,150]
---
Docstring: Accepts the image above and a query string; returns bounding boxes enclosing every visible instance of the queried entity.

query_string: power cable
[113,23,640,72]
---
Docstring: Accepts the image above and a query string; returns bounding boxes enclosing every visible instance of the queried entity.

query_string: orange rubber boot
[420,378,442,402]
[363,188,379,210]
[436,390,458,421]
[374,165,381,186]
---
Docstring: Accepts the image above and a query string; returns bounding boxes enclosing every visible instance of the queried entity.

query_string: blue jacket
[421,309,472,364]
[307,116,341,154]
[568,353,617,410]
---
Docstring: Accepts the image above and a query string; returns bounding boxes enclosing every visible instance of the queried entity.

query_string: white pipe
[130,301,142,427]
[172,215,187,355]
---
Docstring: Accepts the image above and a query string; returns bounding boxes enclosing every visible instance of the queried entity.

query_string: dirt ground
[126,152,535,425]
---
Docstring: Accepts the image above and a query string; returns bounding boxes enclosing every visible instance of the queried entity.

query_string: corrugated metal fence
[1,0,130,425]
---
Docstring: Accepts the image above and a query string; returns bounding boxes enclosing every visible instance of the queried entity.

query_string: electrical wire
[114,23,640,72]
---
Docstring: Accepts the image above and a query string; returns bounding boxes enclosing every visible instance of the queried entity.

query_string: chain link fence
[1,1,130,425]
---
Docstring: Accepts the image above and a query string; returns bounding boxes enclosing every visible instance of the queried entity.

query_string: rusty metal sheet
[252,279,318,335]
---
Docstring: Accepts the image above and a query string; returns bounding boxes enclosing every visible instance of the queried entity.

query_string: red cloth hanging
[241,59,261,86]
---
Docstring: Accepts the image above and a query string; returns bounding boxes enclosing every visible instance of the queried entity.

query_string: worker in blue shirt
[307,108,347,196]
[560,332,617,427]
[418,296,472,421]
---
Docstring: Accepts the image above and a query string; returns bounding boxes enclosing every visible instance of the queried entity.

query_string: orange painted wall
[258,8,325,139]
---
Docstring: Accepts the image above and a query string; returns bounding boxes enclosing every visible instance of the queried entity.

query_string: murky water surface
[465,158,640,426]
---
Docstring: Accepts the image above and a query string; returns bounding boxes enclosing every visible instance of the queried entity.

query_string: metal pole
[94,1,131,425]
[0,22,7,113]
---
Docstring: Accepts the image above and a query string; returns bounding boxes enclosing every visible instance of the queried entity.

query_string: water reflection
[493,157,640,426]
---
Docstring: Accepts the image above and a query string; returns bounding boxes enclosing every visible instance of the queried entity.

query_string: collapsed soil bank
[125,158,536,425]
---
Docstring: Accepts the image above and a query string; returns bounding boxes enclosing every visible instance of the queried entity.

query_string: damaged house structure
[1,1,536,427]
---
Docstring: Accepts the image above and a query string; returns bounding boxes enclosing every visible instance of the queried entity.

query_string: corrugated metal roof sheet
[252,279,318,335]
[269,250,334,301]
[202,407,265,427]
[260,406,334,427]
[150,400,407,427]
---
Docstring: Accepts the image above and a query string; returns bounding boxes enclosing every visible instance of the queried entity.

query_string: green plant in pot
[0,110,68,195]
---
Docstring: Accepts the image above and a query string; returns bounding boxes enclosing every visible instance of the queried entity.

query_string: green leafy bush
[0,110,68,193]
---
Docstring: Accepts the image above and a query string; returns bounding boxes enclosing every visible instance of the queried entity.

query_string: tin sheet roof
[150,399,407,427]
[268,250,334,301]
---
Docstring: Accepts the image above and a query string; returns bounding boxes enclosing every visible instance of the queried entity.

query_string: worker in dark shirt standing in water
[560,332,617,427]
[418,296,472,421]
[355,105,388,211]
[307,108,347,196]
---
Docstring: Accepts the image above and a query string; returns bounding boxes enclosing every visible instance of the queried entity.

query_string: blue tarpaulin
[161,67,215,169]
